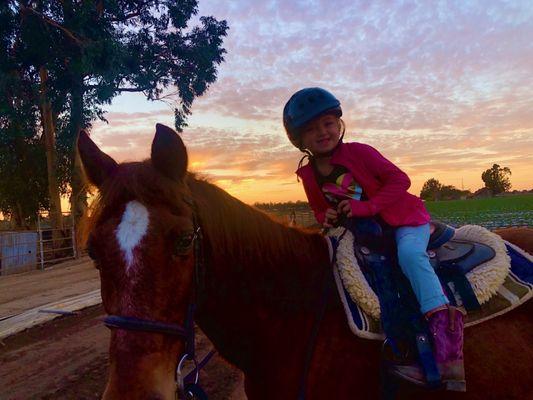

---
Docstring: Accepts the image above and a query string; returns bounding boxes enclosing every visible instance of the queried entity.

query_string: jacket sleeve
[349,143,411,217]
[301,178,327,225]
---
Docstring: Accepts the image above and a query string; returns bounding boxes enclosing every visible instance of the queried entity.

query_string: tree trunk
[69,77,87,235]
[60,0,86,257]
[12,202,24,229]
[39,66,63,243]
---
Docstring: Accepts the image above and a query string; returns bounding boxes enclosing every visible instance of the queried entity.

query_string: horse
[78,124,533,400]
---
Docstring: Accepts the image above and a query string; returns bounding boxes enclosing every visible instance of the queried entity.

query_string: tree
[4,1,228,223]
[439,185,469,201]
[1,2,74,231]
[420,178,443,201]
[481,164,511,195]
[0,64,49,227]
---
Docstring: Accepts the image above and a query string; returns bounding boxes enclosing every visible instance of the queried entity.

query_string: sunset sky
[91,0,533,204]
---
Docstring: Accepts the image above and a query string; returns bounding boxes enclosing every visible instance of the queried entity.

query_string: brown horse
[78,124,533,400]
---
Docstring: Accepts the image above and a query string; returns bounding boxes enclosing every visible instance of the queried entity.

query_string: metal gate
[0,212,78,275]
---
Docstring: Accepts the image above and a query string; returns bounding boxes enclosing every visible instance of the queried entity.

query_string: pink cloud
[94,1,532,202]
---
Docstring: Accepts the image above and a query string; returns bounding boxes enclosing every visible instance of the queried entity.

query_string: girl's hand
[337,199,353,218]
[323,208,338,228]
[337,199,375,218]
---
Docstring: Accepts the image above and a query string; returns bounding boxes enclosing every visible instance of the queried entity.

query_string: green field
[425,194,533,228]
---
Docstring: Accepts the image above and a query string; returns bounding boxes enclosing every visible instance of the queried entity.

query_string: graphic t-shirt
[313,164,365,207]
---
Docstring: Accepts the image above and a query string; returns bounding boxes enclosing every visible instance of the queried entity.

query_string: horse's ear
[151,123,188,182]
[77,130,118,188]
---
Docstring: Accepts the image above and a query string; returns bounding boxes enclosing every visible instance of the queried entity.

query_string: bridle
[102,200,215,399]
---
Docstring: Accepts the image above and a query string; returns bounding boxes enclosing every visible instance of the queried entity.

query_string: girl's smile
[301,114,341,155]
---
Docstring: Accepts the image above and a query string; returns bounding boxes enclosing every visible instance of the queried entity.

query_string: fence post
[37,214,44,270]
[71,212,77,259]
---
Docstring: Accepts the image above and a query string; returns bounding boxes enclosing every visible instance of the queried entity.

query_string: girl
[283,87,466,391]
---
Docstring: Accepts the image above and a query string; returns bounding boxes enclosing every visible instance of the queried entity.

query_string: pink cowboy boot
[428,305,466,391]
[389,305,466,392]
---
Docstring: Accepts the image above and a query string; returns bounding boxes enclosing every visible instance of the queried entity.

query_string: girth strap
[439,272,481,311]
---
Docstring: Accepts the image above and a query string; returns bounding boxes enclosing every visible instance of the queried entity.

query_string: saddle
[343,219,492,311]
[429,220,495,274]
[330,218,532,335]
[328,218,532,388]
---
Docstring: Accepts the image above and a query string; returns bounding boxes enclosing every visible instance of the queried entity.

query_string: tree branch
[84,84,155,93]
[115,86,154,92]
[109,1,152,22]
[18,2,86,46]
[110,12,141,22]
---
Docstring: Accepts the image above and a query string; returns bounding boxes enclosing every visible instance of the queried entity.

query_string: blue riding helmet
[283,87,342,148]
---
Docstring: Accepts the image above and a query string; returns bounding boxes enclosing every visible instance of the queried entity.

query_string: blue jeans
[395,224,449,314]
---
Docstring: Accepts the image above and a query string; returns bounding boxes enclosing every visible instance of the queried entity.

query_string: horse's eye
[173,232,195,256]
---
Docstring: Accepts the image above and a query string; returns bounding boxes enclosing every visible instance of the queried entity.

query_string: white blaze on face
[116,200,149,270]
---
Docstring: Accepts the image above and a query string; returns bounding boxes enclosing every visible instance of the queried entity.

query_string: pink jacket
[296,142,430,227]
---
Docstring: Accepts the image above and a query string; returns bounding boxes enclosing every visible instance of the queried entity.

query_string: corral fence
[0,211,78,276]
[269,209,318,228]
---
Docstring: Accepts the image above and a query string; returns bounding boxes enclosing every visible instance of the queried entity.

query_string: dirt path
[0,259,246,399]
[0,257,99,318]
[0,305,246,400]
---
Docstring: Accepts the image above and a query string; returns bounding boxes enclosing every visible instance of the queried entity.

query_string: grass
[425,194,533,213]
[424,194,533,228]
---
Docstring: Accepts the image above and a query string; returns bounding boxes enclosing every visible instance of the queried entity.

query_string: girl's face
[300,114,341,155]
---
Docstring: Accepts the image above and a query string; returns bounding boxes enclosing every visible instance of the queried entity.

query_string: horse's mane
[188,176,324,268]
[80,160,330,319]
[80,161,325,269]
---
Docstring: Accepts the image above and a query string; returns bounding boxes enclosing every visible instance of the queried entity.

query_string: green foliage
[420,178,470,201]
[1,1,228,220]
[481,164,512,195]
[439,184,470,201]
[420,178,443,201]
[0,134,49,228]
[0,78,48,226]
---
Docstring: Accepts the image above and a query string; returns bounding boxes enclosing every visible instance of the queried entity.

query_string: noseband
[103,202,214,398]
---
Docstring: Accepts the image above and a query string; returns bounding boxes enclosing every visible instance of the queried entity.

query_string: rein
[297,230,345,400]
[103,200,214,399]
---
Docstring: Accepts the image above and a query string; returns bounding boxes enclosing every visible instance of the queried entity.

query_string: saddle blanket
[327,226,533,340]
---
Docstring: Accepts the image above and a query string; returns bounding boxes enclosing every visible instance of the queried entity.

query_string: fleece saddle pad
[327,225,533,340]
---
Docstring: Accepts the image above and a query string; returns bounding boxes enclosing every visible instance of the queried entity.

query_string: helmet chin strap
[295,133,344,182]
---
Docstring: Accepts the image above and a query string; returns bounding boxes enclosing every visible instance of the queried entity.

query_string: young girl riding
[283,87,466,391]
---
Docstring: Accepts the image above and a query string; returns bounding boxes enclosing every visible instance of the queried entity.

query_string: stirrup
[388,364,442,390]
[443,379,466,392]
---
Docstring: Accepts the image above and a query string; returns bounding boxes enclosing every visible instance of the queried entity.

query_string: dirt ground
[0,305,246,400]
[0,257,99,317]
[0,259,246,400]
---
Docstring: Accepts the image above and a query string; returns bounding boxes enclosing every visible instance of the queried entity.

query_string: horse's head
[79,124,198,399]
